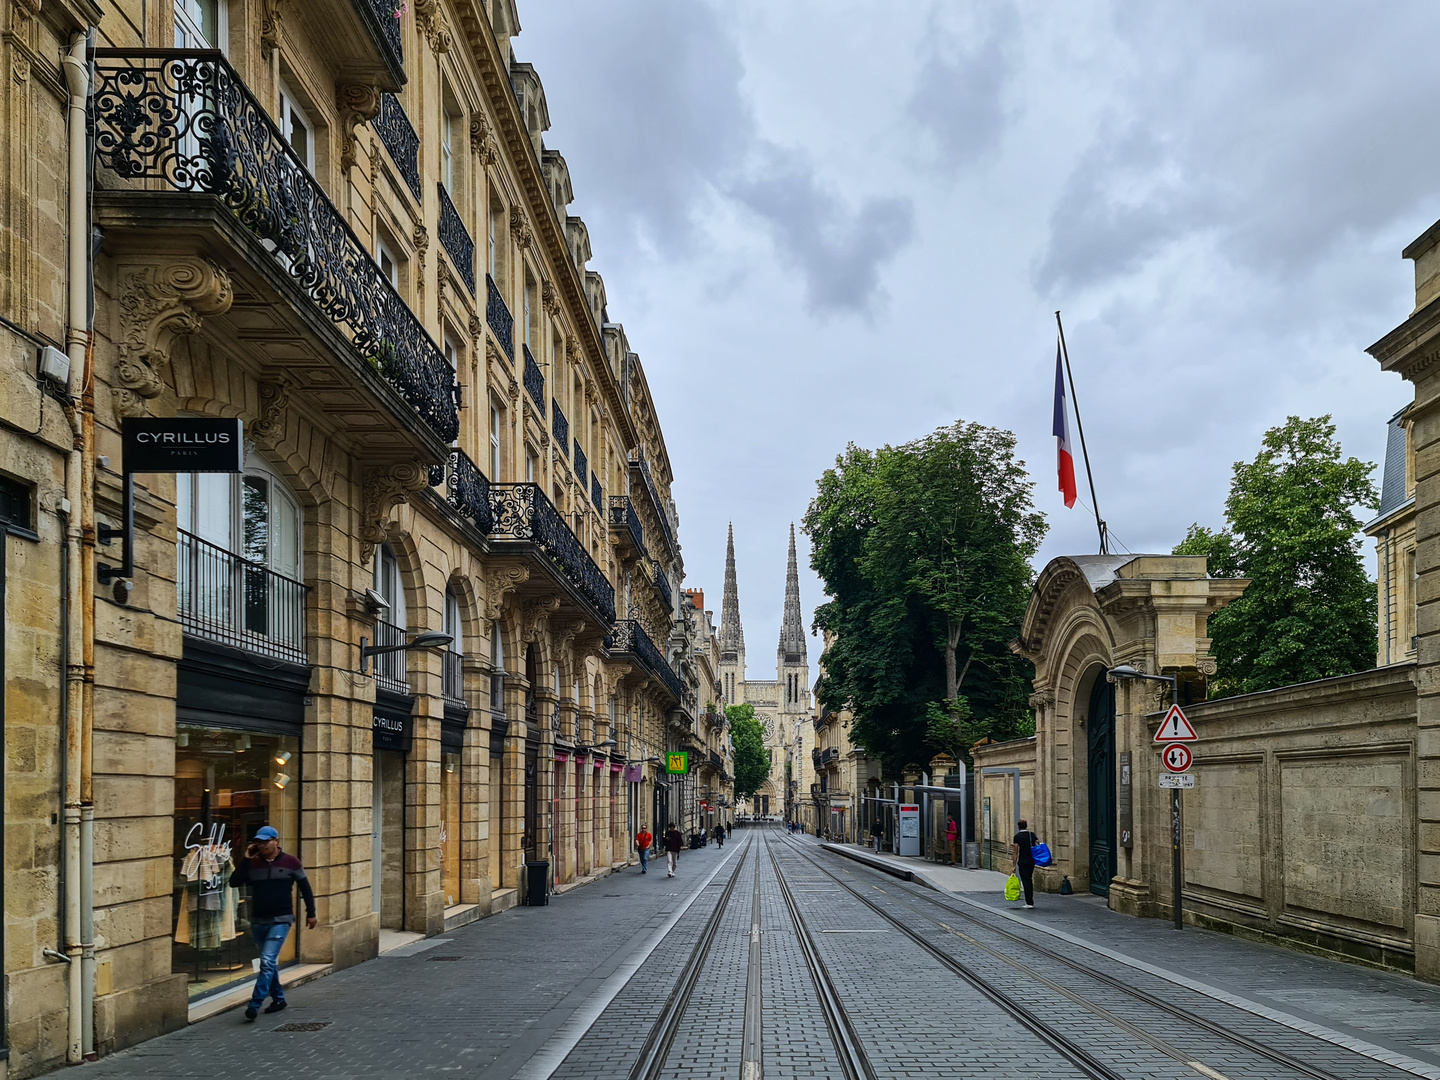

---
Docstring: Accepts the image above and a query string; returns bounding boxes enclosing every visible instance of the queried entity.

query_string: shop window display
[173,725,301,997]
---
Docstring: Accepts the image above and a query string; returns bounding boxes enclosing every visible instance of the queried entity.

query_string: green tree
[1174,415,1377,696]
[804,421,1046,774]
[728,703,771,799]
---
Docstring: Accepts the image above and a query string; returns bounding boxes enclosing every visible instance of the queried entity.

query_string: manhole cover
[427,955,464,961]
[275,1022,330,1032]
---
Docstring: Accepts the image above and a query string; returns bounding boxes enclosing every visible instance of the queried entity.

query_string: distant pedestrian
[713,824,725,848]
[229,826,316,1021]
[871,816,884,852]
[946,816,959,864]
[724,822,731,839]
[1012,819,1038,909]
[663,826,684,877]
[635,826,653,874]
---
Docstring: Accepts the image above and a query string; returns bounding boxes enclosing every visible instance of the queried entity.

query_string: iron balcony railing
[523,346,545,414]
[372,617,407,690]
[178,529,308,664]
[590,475,603,512]
[608,495,645,555]
[606,619,681,701]
[428,447,493,535]
[373,93,420,200]
[652,559,672,611]
[630,449,676,555]
[442,649,465,703]
[436,182,475,294]
[354,0,404,81]
[486,274,514,362]
[90,50,458,445]
[573,441,587,487]
[489,483,615,624]
[552,400,568,452]
[709,750,722,770]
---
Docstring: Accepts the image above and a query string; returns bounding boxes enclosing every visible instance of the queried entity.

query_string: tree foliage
[728,703,771,799]
[804,421,1046,775]
[1174,415,1378,696]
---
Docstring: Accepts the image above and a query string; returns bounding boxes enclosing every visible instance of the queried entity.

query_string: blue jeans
[638,846,649,871]
[249,919,292,1005]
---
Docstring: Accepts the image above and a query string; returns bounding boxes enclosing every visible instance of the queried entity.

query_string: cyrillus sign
[122,417,244,473]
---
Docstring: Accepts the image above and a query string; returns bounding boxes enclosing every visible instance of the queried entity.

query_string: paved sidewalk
[816,837,1440,1072]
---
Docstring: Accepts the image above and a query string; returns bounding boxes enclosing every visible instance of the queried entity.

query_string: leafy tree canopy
[1173,415,1377,696]
[804,421,1046,775]
[728,703,771,799]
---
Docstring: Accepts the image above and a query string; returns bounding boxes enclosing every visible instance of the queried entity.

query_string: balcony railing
[372,617,407,690]
[523,346,545,414]
[652,560,672,610]
[489,483,615,623]
[178,529,308,665]
[428,447,493,535]
[436,182,475,294]
[591,475,603,511]
[486,274,514,362]
[709,750,722,770]
[630,448,676,555]
[608,495,645,556]
[354,0,404,81]
[573,441,587,487]
[91,50,458,445]
[442,650,465,703]
[552,400,568,452]
[374,93,420,200]
[606,619,681,701]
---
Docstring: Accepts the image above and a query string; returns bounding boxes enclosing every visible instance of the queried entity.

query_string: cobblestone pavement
[79,828,1440,1080]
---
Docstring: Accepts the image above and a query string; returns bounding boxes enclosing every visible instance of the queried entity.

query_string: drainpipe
[60,32,95,1065]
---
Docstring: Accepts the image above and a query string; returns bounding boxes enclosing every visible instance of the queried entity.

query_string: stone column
[405,650,444,935]
[534,686,558,882]
[501,678,527,890]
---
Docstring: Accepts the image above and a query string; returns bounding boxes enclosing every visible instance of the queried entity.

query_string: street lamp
[1106,663,1183,931]
[359,631,453,674]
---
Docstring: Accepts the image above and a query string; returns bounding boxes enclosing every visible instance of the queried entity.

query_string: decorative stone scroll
[115,259,233,418]
[337,83,382,173]
[359,462,429,565]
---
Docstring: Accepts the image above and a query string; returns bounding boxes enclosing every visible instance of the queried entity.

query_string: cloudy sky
[517,0,1437,682]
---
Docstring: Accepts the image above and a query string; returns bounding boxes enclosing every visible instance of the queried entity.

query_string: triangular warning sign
[1153,703,1198,743]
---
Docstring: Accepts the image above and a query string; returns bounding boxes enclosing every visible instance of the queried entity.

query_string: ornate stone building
[1365,405,1418,667]
[0,0,692,1072]
[718,523,812,819]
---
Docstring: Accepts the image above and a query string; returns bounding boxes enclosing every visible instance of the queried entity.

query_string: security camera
[362,588,390,618]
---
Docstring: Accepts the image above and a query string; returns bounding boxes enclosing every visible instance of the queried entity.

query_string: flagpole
[1055,311,1109,555]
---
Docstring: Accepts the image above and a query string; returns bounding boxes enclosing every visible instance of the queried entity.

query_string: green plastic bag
[1004,873,1021,902]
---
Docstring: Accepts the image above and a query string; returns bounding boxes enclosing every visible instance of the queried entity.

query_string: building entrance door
[523,739,539,862]
[1087,675,1117,896]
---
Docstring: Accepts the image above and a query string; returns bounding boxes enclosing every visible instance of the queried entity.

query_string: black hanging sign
[373,710,413,753]
[123,417,244,473]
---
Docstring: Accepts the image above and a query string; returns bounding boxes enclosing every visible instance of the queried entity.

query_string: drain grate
[275,1022,330,1032]
[427,955,464,961]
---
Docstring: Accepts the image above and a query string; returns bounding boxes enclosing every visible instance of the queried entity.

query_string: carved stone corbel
[510,206,533,250]
[414,0,453,52]
[521,595,562,645]
[115,259,233,418]
[483,564,530,621]
[468,314,484,343]
[436,255,451,306]
[337,83,382,173]
[261,0,286,57]
[413,223,429,277]
[253,377,292,447]
[1196,657,1219,676]
[470,112,497,166]
[359,462,429,565]
[541,279,561,318]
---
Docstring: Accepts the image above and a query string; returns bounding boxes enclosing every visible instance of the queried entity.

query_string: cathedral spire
[720,522,745,660]
[778,523,807,664]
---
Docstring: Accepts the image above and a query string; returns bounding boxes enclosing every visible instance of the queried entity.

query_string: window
[490,403,502,480]
[526,446,537,483]
[524,278,534,348]
[378,238,399,287]
[490,624,506,718]
[443,336,461,416]
[441,99,458,193]
[175,0,221,48]
[488,201,501,279]
[443,588,464,701]
[278,83,315,173]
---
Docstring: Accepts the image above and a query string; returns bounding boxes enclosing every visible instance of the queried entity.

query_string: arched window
[490,623,506,718]
[371,544,408,687]
[442,588,464,702]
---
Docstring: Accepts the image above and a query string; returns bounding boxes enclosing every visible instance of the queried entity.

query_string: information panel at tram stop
[898,804,920,856]
[665,751,689,775]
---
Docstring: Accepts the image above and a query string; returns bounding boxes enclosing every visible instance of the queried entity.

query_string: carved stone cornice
[483,564,530,620]
[337,82,382,173]
[359,462,429,565]
[115,258,233,418]
[253,377,291,447]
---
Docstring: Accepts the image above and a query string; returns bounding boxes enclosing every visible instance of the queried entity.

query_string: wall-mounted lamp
[272,773,290,790]
[359,631,453,674]
[235,734,251,752]
[274,750,292,767]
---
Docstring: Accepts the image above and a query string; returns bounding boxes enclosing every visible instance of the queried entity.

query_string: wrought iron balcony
[591,475,603,511]
[552,400,568,452]
[442,649,465,703]
[709,750,722,770]
[630,449,676,556]
[91,50,458,445]
[428,447,493,535]
[652,559,672,611]
[489,483,615,624]
[573,441,587,487]
[178,529,308,665]
[436,182,475,294]
[354,0,405,83]
[606,619,681,702]
[523,346,545,414]
[486,274,514,362]
[374,93,420,200]
[608,495,645,557]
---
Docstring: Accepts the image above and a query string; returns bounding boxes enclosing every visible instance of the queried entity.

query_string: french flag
[1053,342,1077,509]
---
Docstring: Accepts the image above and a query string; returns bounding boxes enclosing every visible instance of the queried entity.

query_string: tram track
[775,836,1383,1080]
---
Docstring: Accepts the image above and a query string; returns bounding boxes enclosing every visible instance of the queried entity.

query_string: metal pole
[1055,311,1109,554]
[1171,678,1183,931]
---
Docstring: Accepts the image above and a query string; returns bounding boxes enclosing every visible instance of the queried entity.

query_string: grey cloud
[907,5,1018,170]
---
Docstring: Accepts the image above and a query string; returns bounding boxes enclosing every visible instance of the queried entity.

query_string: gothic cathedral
[719,523,813,819]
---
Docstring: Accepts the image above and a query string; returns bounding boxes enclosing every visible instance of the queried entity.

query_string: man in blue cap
[230,825,316,1020]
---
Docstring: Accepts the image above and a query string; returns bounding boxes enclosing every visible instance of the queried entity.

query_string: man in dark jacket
[230,826,316,1020]
[662,826,684,877]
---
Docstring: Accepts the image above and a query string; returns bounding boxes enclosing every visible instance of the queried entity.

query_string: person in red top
[946,817,959,865]
[635,826,653,874]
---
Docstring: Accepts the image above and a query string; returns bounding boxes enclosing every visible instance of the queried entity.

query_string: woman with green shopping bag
[1010,818,1039,908]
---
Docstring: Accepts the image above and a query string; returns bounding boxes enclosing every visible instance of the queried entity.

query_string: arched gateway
[1001,555,1245,912]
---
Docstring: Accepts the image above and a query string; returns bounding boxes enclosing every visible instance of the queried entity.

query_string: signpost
[1152,700,1198,931]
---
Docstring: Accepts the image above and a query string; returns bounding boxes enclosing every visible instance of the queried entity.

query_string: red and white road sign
[1153,703,1198,743]
[1161,742,1193,772]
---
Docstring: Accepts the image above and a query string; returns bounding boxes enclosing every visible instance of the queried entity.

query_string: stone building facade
[0,0,696,1073]
[1365,406,1418,667]
[718,523,812,820]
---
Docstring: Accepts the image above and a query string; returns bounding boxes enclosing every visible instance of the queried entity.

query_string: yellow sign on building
[666,751,689,775]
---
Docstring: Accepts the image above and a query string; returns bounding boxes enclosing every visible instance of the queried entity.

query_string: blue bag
[1030,840,1052,867]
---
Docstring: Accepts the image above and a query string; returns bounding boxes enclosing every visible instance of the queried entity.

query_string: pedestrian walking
[663,825,684,877]
[946,816,959,864]
[713,823,725,848]
[635,826,652,874]
[1011,819,1038,909]
[724,822,731,840]
[871,815,884,853]
[228,826,316,1021]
